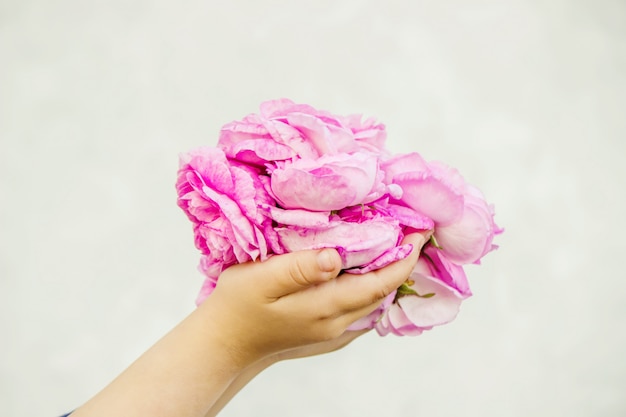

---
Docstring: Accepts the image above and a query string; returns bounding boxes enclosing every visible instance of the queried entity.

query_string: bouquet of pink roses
[176,99,501,336]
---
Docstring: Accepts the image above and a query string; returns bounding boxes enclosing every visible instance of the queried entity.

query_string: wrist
[194,295,266,371]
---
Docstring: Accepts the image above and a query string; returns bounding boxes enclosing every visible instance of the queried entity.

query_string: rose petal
[345,243,413,274]
[420,246,472,298]
[276,218,401,269]
[270,153,379,211]
[283,112,357,156]
[265,205,331,227]
[380,152,429,183]
[392,171,464,226]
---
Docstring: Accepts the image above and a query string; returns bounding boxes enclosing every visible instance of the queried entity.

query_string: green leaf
[429,234,442,249]
[395,282,436,300]
[396,282,418,297]
[418,292,436,298]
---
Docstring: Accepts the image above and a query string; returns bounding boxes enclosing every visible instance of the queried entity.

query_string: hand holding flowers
[70,238,427,417]
[68,99,501,417]
[177,99,502,337]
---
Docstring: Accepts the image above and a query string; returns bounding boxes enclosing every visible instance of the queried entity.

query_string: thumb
[261,248,342,299]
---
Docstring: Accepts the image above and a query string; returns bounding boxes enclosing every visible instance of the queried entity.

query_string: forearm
[203,355,276,417]
[70,302,246,417]
[203,329,368,417]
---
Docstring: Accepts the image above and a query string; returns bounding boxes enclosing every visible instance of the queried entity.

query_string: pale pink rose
[435,187,501,265]
[350,248,468,335]
[218,99,387,164]
[382,153,501,265]
[176,147,276,292]
[374,257,466,336]
[269,153,381,211]
[275,217,404,270]
[424,161,501,264]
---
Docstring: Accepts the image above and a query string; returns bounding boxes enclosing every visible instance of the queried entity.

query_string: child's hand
[71,233,428,417]
[200,232,429,368]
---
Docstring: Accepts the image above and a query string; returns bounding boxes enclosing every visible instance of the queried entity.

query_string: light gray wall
[1,1,625,416]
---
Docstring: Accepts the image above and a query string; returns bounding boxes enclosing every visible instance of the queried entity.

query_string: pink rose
[382,153,501,265]
[218,99,387,164]
[269,152,383,211]
[350,245,469,335]
[435,186,501,265]
[176,147,277,299]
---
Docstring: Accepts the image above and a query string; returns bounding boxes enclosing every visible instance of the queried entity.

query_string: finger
[311,232,430,314]
[363,232,429,288]
[336,299,389,331]
[255,248,343,299]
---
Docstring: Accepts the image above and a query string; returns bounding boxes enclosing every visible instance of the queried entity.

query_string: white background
[1,1,625,416]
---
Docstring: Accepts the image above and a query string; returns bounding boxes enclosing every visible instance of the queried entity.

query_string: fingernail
[317,249,337,272]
